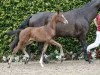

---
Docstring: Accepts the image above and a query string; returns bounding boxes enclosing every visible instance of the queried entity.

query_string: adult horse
[7,0,100,62]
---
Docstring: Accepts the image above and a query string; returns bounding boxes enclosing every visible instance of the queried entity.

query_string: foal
[8,11,68,67]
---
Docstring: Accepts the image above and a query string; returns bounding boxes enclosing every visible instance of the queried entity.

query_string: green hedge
[0,0,96,56]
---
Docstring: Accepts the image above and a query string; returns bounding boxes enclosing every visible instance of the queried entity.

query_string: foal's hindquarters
[8,28,31,67]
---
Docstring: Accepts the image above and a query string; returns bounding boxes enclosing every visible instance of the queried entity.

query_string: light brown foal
[8,11,68,67]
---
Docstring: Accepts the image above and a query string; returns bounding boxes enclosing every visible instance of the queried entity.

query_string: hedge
[0,0,96,56]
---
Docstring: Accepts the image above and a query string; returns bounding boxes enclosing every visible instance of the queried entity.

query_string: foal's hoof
[7,63,11,68]
[61,56,65,62]
[61,57,65,62]
[24,60,29,64]
[61,59,63,62]
[40,63,44,67]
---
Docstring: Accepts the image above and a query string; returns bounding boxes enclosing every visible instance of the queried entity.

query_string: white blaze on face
[62,14,68,24]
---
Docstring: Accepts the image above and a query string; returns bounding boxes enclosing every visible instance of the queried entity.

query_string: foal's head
[52,11,68,24]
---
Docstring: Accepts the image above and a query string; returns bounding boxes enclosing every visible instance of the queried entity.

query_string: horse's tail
[18,15,32,29]
[7,15,32,36]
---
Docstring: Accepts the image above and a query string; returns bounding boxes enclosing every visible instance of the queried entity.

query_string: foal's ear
[57,10,60,14]
[56,9,62,14]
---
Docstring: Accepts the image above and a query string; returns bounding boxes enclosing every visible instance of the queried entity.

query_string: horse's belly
[56,25,75,37]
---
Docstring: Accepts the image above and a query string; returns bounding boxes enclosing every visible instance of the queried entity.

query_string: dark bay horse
[7,0,100,62]
[8,11,68,67]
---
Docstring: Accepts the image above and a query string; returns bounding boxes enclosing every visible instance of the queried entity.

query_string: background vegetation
[0,0,97,57]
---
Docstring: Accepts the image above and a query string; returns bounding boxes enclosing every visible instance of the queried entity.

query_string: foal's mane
[47,12,59,29]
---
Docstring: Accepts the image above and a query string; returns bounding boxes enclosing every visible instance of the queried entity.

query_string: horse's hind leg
[10,34,19,50]
[78,34,89,62]
[39,42,48,67]
[49,39,64,61]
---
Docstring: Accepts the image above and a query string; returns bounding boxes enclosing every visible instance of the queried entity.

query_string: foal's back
[19,26,54,42]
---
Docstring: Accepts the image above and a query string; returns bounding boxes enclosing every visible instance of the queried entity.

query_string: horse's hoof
[61,59,63,62]
[23,57,29,64]
[86,58,92,64]
[88,60,91,64]
[43,56,49,64]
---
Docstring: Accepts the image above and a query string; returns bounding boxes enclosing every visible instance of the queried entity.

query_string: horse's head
[53,10,68,24]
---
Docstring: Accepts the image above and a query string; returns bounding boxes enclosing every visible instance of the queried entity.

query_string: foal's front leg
[40,42,48,67]
[49,39,64,61]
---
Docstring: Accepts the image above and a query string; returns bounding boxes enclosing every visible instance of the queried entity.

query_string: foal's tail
[7,15,32,36]
[7,29,22,36]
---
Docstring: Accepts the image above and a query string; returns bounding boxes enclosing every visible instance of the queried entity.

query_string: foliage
[0,0,96,56]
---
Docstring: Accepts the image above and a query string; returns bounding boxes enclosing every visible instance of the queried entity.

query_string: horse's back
[29,12,52,27]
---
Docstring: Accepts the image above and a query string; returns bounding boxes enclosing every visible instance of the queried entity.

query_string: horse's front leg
[40,42,48,67]
[49,39,64,62]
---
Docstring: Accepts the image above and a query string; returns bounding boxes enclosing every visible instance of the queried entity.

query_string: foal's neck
[47,18,57,30]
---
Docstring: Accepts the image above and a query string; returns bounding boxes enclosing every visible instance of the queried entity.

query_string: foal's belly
[29,36,51,42]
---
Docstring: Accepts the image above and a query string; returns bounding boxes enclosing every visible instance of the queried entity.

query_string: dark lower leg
[78,35,89,61]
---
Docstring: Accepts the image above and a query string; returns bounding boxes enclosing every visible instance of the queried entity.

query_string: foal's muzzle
[64,20,68,24]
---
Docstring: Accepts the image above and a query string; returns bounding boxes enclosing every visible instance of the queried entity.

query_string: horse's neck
[82,6,98,24]
[81,0,99,24]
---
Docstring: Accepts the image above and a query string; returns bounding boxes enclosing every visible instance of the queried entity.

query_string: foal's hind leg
[40,42,48,67]
[49,39,64,61]
[22,48,30,64]
[8,40,26,68]
[8,42,22,68]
